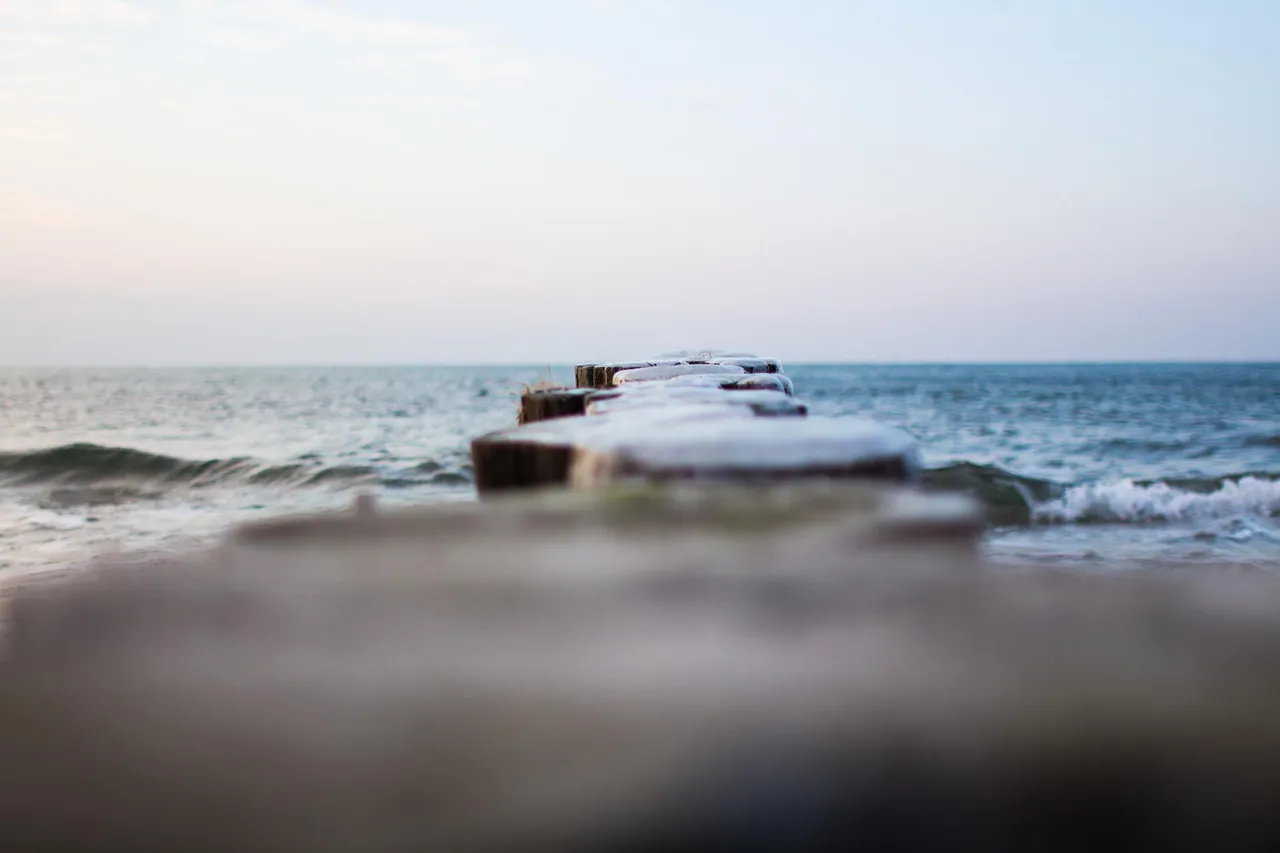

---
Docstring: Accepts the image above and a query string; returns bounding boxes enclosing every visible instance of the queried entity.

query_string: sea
[2,363,1278,579]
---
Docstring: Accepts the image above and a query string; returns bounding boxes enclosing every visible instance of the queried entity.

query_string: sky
[1,0,1277,365]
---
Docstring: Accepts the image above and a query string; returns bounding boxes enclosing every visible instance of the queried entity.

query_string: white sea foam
[1035,476,1280,523]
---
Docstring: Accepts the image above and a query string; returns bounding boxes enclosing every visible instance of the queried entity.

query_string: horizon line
[3,359,1279,370]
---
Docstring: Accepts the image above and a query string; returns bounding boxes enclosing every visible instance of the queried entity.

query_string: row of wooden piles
[471,353,921,494]
[12,356,1280,851]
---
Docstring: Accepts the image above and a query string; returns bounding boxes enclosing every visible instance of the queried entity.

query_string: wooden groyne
[8,355,1280,850]
[476,354,911,494]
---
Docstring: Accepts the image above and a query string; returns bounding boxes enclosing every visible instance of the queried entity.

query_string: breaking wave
[0,443,472,493]
[1036,475,1280,524]
[922,463,1280,527]
[922,463,1064,526]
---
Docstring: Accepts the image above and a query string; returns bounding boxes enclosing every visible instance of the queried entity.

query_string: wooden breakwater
[474,354,912,494]
[7,355,1280,850]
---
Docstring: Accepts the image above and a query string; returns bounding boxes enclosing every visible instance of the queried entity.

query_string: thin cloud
[205,28,293,53]
[0,124,62,144]
[290,2,533,82]
[287,3,469,49]
[202,1,534,83]
[364,92,460,112]
[0,31,76,50]
[0,0,150,25]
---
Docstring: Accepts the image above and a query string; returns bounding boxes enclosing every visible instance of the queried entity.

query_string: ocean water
[2,364,1278,577]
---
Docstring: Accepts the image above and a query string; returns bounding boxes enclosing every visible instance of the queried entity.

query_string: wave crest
[923,464,1280,527]
[922,463,1063,526]
[0,443,470,492]
[1036,475,1280,524]
[0,443,251,486]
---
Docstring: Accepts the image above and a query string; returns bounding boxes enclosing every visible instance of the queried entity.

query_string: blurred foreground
[4,484,1280,851]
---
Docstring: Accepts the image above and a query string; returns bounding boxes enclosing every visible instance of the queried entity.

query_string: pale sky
[1,0,1277,365]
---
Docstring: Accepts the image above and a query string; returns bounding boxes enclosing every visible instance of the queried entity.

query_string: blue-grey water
[2,364,1278,577]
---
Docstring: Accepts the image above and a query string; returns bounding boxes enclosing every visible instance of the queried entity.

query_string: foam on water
[1036,476,1280,524]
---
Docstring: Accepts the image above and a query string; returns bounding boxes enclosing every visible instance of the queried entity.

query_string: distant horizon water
[3,360,1278,370]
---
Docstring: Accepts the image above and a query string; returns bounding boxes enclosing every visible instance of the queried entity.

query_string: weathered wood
[471,432,575,494]
[518,387,595,424]
[473,406,736,494]
[588,360,682,389]
[573,364,596,388]
[592,361,649,388]
[474,413,918,494]
[478,355,861,492]
[8,486,1280,852]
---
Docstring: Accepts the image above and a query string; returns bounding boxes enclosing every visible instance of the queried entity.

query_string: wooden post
[519,388,596,425]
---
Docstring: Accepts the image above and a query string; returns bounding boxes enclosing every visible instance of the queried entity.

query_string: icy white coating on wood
[586,387,804,417]
[612,363,746,385]
[726,374,792,395]
[619,416,916,467]
[568,417,920,487]
[656,373,792,395]
[484,403,759,447]
[708,357,779,374]
[663,374,753,388]
[594,359,683,371]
